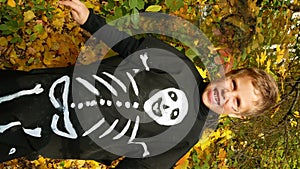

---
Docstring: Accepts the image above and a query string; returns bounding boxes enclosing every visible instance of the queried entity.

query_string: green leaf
[105,0,115,11]
[129,0,138,9]
[27,57,35,64]
[185,48,197,60]
[241,48,247,61]
[131,8,140,28]
[0,24,10,31]
[115,6,123,18]
[145,5,162,12]
[0,24,16,35]
[2,30,14,35]
[129,0,144,10]
[136,0,144,10]
[30,33,37,42]
[26,28,32,35]
[165,0,184,11]
[11,36,22,44]
[34,24,44,34]
[0,0,7,3]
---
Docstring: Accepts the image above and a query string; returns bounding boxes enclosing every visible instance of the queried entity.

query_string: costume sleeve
[114,116,206,169]
[80,9,142,58]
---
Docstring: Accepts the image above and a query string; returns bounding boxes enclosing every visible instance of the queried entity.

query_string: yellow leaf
[278,65,286,78]
[196,66,207,79]
[218,148,227,159]
[0,37,8,46]
[276,45,285,63]
[84,1,95,9]
[258,33,264,43]
[43,50,56,66]
[290,119,297,127]
[75,160,86,168]
[196,128,214,150]
[38,31,48,40]
[145,5,162,12]
[9,49,17,58]
[24,10,36,22]
[259,50,267,65]
[52,17,65,32]
[255,26,261,33]
[293,111,300,119]
[66,22,77,30]
[42,15,48,23]
[252,40,259,49]
[16,40,26,50]
[225,16,249,32]
[174,152,190,169]
[256,54,260,66]
[220,128,234,139]
[257,17,262,25]
[63,160,72,168]
[210,129,221,140]
[7,0,16,7]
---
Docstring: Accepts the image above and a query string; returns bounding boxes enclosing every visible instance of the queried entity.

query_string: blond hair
[225,68,278,116]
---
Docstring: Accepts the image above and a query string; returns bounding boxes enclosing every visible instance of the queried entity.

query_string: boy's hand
[59,0,90,25]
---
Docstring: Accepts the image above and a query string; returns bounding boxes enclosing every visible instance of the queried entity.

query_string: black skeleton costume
[0,10,209,169]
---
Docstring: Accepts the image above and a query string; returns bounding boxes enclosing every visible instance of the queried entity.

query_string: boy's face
[202,75,261,118]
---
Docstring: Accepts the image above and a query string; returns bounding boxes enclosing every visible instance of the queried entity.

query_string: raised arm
[59,0,142,57]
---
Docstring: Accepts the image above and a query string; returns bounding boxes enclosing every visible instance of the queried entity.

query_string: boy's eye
[232,79,237,90]
[236,98,240,107]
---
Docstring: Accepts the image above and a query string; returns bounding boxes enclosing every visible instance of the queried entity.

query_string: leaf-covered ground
[0,156,125,169]
[1,0,299,168]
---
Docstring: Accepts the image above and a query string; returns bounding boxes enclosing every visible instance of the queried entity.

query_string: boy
[0,0,278,168]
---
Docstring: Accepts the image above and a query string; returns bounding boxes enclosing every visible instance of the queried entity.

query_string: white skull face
[143,88,188,126]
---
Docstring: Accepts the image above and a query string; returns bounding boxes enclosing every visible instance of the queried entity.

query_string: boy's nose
[222,89,236,100]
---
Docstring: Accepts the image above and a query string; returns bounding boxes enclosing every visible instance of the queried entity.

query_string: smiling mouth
[213,88,220,105]
[152,98,162,117]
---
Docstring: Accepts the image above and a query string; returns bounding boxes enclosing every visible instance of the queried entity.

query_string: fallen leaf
[7,0,16,7]
[16,40,26,50]
[145,5,162,12]
[24,10,36,22]
[196,67,208,79]
[174,151,190,169]
[0,37,8,46]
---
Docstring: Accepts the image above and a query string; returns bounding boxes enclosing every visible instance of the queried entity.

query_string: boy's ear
[228,113,246,119]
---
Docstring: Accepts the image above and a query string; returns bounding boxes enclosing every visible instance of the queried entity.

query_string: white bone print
[49,76,77,139]
[0,122,21,133]
[76,77,100,96]
[128,116,150,157]
[0,53,188,158]
[8,148,16,155]
[71,53,188,157]
[140,52,150,71]
[93,75,118,96]
[0,84,44,104]
[0,121,41,137]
